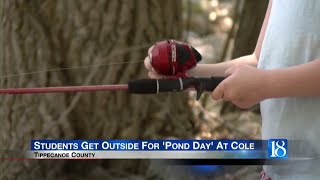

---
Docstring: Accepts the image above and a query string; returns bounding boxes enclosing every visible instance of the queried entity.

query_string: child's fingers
[211,83,225,100]
[147,71,156,79]
[148,71,165,79]
[144,56,153,70]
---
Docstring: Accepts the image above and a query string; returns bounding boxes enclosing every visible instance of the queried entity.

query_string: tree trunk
[0,0,195,179]
[232,0,269,58]
[220,0,268,115]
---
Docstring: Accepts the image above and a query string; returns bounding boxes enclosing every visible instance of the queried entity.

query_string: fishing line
[0,60,144,79]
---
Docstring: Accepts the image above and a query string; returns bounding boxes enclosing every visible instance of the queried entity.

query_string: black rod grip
[128,79,157,94]
[181,77,225,100]
[128,79,182,94]
[195,77,225,91]
[128,77,226,95]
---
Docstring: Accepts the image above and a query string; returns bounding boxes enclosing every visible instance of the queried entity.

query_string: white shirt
[258,0,320,179]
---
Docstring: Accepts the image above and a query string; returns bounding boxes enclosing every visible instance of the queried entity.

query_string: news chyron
[18,139,289,164]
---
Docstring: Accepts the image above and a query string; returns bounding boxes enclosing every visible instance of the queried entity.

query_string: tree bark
[220,0,268,115]
[0,0,195,179]
[232,0,269,58]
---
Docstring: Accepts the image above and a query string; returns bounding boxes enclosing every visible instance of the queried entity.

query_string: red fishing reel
[149,40,202,77]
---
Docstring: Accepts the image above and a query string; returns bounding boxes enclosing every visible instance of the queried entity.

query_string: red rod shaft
[0,84,128,94]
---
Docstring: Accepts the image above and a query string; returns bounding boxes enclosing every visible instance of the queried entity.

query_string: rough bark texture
[220,0,268,115]
[0,0,195,179]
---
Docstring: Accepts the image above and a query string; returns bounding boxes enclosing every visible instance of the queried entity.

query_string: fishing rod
[0,40,225,100]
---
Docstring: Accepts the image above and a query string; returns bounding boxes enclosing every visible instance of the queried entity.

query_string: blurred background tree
[0,0,269,179]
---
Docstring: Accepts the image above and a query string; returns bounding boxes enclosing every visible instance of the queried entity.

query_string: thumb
[211,82,225,100]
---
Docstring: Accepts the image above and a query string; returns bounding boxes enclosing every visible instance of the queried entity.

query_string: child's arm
[185,55,258,77]
[264,59,320,98]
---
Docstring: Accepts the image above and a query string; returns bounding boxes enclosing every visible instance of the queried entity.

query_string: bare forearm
[264,59,320,98]
[186,54,258,77]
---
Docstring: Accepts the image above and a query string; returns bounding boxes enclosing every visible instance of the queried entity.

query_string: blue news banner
[28,139,288,164]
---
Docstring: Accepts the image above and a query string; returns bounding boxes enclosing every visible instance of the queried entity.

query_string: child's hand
[212,64,268,109]
[144,46,166,79]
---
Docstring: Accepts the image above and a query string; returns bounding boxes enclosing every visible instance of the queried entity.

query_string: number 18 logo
[268,139,288,159]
